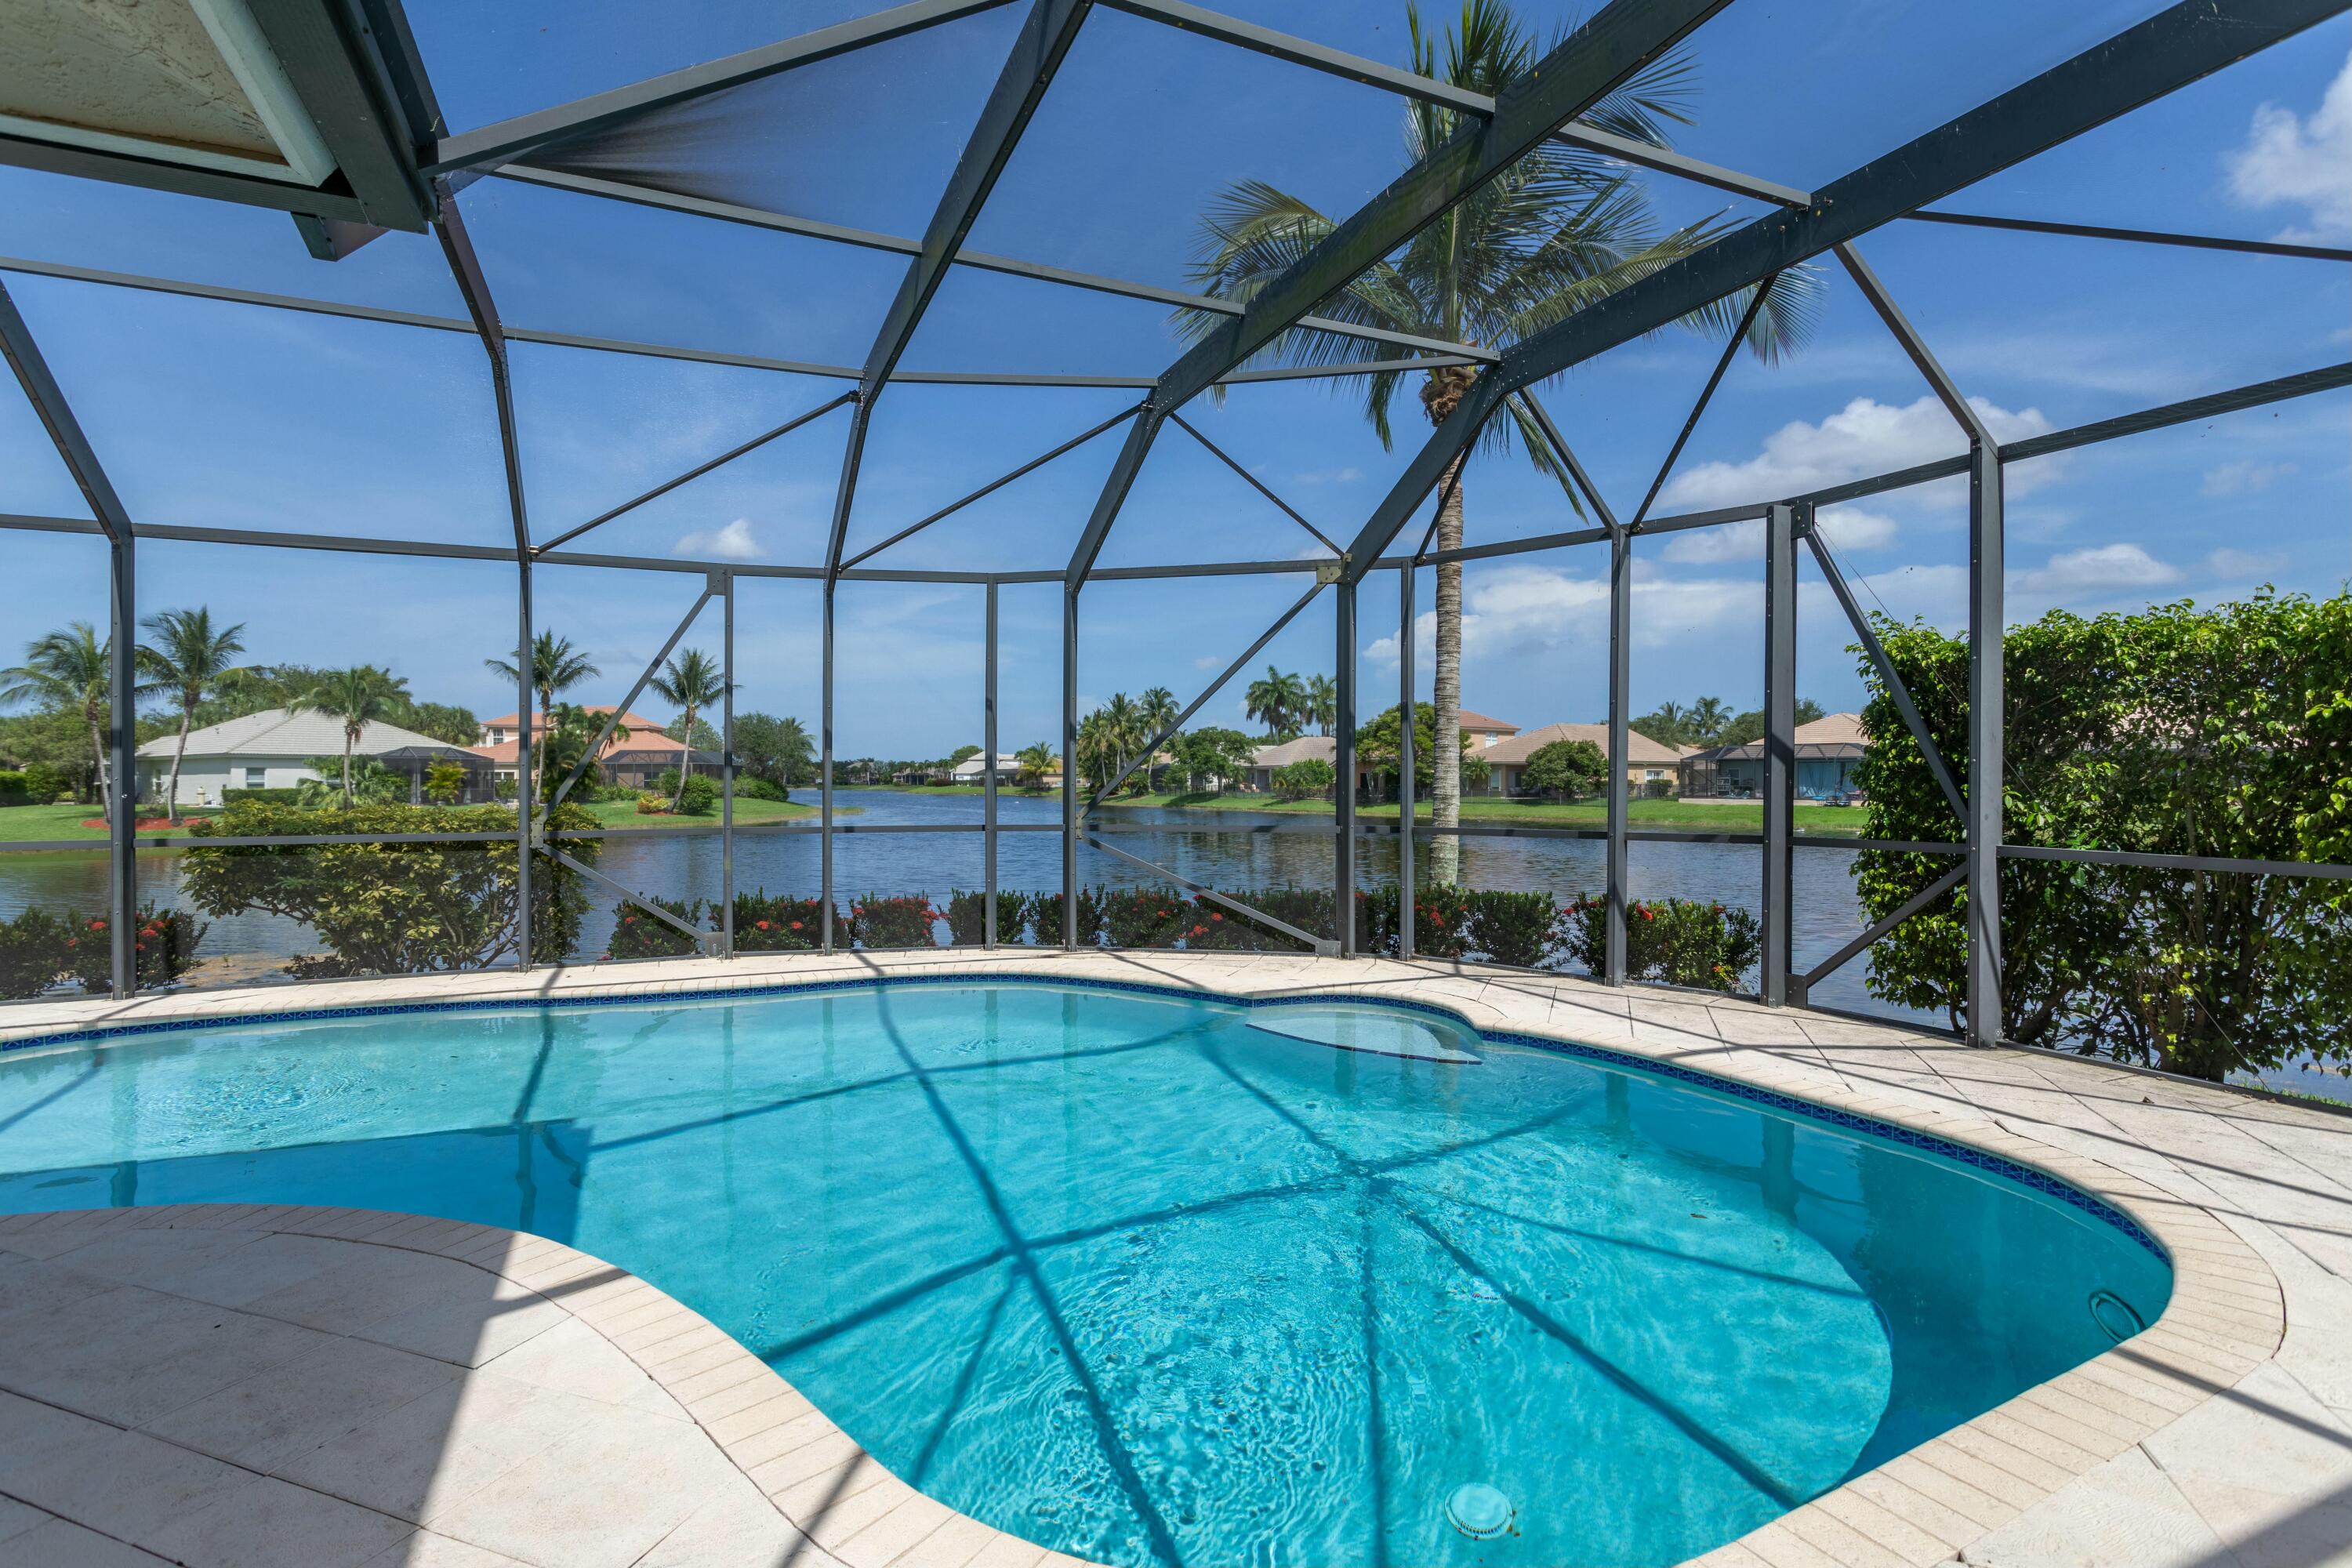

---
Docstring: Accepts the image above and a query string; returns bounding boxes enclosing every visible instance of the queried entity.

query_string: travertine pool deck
[2,948,2348,1568]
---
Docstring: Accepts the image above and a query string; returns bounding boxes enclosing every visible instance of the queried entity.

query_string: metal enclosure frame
[0,0,2346,1051]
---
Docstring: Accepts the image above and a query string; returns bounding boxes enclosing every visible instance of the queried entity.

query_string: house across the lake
[136,709,493,804]
[1679,712,1870,799]
[1476,723,1690,797]
[472,706,719,790]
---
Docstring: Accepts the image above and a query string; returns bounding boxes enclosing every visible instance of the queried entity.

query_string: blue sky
[3,1,2345,755]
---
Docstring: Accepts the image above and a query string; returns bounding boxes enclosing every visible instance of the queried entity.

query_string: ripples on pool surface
[0,982,2169,1567]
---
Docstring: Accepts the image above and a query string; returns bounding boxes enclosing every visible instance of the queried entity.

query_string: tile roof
[1456,709,1517,734]
[1479,722,1683,767]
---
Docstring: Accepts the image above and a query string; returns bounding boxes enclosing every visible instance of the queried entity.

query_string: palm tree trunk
[342,733,355,805]
[165,708,192,824]
[1430,452,1466,887]
[87,712,111,815]
[672,706,695,811]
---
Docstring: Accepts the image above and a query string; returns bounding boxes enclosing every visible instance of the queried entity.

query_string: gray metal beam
[841,405,1139,570]
[1835,244,1990,443]
[1791,862,1967,1006]
[428,0,1018,172]
[1334,579,1358,953]
[1084,834,1338,953]
[244,0,437,229]
[721,572,736,956]
[1904,208,2352,263]
[1632,274,1774,525]
[492,166,1494,365]
[1965,446,2003,1046]
[1167,412,1342,557]
[1396,565,1415,960]
[0,277,142,993]
[1606,529,1632,985]
[434,189,539,969]
[1338,0,2345,583]
[1761,503,1796,1004]
[985,583,1000,946]
[1065,0,1731,586]
[1061,587,1080,946]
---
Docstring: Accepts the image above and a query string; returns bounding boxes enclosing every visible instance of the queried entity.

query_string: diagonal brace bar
[1632,273,1775,525]
[841,404,1139,570]
[1084,833,1338,954]
[1802,528,1968,828]
[546,845,722,955]
[540,393,855,554]
[1167,412,1343,557]
[1792,861,1966,1004]
[1513,390,1621,539]
[1085,578,1325,811]
[547,585,715,808]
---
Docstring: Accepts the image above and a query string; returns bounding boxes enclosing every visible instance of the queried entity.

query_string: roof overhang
[0,0,438,242]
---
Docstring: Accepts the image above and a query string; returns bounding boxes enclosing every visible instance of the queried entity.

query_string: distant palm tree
[1244,666,1306,742]
[1102,692,1143,784]
[1076,710,1116,789]
[484,631,600,795]
[1,622,132,812]
[771,715,814,785]
[1305,673,1338,737]
[1649,699,1689,745]
[138,608,249,822]
[1138,685,1178,739]
[291,665,412,805]
[1016,740,1056,787]
[647,648,728,813]
[1688,695,1730,745]
[1182,0,1813,880]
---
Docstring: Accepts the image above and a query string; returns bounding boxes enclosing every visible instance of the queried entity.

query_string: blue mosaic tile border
[1,966,2166,1261]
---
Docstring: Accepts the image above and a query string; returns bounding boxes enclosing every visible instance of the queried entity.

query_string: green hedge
[0,769,27,807]
[180,801,596,976]
[1558,895,1761,992]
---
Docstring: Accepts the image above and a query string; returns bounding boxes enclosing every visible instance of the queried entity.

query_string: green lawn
[575,796,819,829]
[0,802,143,844]
[1094,791,1871,835]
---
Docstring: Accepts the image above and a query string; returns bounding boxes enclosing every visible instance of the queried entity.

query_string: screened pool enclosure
[2,0,2346,1051]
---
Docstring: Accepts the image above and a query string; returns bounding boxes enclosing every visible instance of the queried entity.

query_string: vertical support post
[1060,585,1078,948]
[1396,566,1415,961]
[1965,445,2005,1045]
[1761,502,1798,1005]
[1605,529,1632,985]
[514,557,534,971]
[1334,577,1357,957]
[720,570,735,958]
[107,533,136,994]
[984,580,1000,947]
[821,581,837,952]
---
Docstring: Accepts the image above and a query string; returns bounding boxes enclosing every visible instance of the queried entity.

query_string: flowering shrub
[943,890,1027,946]
[851,893,938,949]
[606,897,708,960]
[1103,887,1190,948]
[732,891,833,951]
[1466,890,1556,967]
[633,792,670,815]
[4,904,208,996]
[1557,895,1762,992]
[1024,888,1106,946]
[1348,884,1473,957]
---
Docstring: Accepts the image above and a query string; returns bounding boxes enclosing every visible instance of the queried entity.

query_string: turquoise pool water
[0,982,2170,1567]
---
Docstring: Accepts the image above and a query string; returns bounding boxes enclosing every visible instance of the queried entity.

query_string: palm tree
[647,648,728,812]
[1244,666,1307,741]
[1102,692,1144,786]
[2,623,127,812]
[1016,740,1057,787]
[291,665,411,805]
[1305,673,1338,737]
[1688,695,1730,746]
[1183,0,1813,881]
[484,631,600,795]
[138,608,249,822]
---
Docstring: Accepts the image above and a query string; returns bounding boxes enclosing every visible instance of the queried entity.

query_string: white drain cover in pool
[1247,1003,1483,1063]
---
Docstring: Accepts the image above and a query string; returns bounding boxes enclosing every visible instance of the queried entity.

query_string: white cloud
[1658,394,2053,513]
[673,517,764,561]
[1364,563,1767,667]
[2200,460,2299,497]
[2226,50,2352,241]
[2204,546,2288,579]
[2014,543,2180,595]
[1290,466,1360,485]
[1661,505,1900,564]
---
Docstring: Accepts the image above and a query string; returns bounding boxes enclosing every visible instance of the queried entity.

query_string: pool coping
[0,948,2302,1568]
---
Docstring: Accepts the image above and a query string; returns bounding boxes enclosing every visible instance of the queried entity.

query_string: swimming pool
[0,980,2170,1567]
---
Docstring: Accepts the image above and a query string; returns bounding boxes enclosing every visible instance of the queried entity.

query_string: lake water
[6,789,2347,1105]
